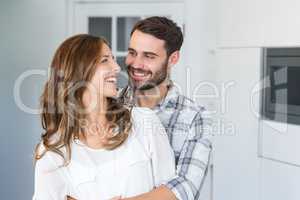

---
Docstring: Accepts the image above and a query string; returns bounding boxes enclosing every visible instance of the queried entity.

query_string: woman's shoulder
[129,107,166,146]
[131,107,158,121]
[131,107,163,129]
[130,107,158,134]
[127,107,152,143]
[35,141,66,172]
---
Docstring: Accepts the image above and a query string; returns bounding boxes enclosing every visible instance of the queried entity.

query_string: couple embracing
[33,16,211,200]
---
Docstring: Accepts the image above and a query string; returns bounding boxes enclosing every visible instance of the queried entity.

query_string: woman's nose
[112,59,121,73]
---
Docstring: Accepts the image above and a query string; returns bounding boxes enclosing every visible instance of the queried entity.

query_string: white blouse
[33,107,175,200]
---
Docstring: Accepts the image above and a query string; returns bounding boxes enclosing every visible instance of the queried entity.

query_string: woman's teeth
[105,77,117,83]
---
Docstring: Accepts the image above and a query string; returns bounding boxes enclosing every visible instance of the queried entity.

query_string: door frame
[66,0,184,37]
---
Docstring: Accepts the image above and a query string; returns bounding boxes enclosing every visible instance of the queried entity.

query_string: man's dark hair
[131,16,183,56]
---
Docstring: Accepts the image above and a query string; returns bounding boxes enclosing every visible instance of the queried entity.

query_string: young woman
[33,34,175,200]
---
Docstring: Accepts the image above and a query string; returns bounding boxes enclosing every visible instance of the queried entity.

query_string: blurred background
[1,0,300,199]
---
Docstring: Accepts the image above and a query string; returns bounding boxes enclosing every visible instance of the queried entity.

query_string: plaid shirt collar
[120,80,180,110]
[153,83,180,111]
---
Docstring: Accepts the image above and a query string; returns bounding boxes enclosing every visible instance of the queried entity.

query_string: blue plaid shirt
[120,84,212,200]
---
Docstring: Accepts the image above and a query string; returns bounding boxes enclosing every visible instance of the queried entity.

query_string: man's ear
[167,51,180,68]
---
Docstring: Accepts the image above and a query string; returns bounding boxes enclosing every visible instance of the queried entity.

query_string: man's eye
[146,55,155,59]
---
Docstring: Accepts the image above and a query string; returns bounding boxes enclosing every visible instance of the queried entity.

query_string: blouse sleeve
[33,146,69,200]
[143,109,176,187]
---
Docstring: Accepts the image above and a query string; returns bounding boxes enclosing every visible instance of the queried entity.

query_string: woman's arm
[33,151,68,200]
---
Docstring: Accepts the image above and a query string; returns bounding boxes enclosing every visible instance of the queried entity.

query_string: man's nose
[129,55,145,69]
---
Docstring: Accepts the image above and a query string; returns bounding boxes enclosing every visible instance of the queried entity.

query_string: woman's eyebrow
[128,48,136,52]
[101,54,115,60]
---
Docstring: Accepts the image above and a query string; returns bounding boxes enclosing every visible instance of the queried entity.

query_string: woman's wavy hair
[34,34,132,165]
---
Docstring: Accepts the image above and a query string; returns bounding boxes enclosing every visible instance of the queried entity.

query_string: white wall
[0,0,67,199]
[184,0,217,98]
[214,48,261,200]
[216,0,300,199]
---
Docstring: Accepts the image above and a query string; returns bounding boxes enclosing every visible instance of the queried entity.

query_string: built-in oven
[261,48,300,125]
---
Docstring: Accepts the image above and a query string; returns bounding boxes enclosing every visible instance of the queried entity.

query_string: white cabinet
[218,0,300,47]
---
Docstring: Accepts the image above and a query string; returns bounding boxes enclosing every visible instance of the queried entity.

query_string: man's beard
[127,60,168,91]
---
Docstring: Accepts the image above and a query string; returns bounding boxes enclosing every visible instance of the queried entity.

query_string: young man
[121,16,212,200]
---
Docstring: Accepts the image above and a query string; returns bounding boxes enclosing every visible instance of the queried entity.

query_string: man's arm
[66,190,175,200]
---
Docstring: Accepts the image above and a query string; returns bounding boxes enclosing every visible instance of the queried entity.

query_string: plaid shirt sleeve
[164,111,212,200]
